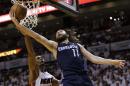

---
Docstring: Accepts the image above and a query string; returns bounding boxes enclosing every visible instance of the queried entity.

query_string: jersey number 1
[72,49,79,57]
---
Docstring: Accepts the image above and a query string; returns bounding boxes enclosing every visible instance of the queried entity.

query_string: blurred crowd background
[0,0,130,86]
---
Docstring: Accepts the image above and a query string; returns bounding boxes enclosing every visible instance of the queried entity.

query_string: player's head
[35,55,45,65]
[56,29,69,43]
[56,29,80,43]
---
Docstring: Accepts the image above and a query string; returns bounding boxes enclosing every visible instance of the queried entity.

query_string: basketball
[11,4,27,21]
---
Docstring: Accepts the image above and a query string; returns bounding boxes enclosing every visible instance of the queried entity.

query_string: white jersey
[35,71,54,86]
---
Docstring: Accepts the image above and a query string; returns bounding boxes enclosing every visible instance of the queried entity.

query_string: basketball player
[35,55,59,86]
[10,10,125,86]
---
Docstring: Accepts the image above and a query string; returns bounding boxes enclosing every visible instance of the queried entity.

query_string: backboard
[42,0,79,16]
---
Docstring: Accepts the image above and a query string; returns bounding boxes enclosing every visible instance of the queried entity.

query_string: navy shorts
[61,74,93,86]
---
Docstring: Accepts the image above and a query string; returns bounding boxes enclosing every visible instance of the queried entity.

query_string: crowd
[0,26,130,86]
[75,25,130,46]
[0,25,130,86]
[0,0,130,86]
[0,10,130,86]
[0,61,60,86]
[88,49,130,86]
[0,50,130,86]
[0,67,28,86]
[88,62,130,86]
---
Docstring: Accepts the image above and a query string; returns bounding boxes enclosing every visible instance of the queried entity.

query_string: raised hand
[9,5,19,25]
[9,5,28,36]
[113,60,126,69]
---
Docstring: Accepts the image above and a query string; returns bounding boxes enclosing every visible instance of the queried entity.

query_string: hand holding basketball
[9,5,28,36]
[9,7,19,25]
[10,4,27,21]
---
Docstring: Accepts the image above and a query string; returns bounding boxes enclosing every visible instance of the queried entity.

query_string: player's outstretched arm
[78,44,125,68]
[9,9,58,55]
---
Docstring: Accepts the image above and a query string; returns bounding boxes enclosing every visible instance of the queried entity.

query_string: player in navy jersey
[10,11,126,86]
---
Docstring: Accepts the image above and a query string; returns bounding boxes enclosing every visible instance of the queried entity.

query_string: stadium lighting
[0,48,22,57]
[0,0,99,23]
[109,17,113,20]
[114,18,117,21]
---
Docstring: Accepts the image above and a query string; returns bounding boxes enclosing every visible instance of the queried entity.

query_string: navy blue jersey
[57,42,87,77]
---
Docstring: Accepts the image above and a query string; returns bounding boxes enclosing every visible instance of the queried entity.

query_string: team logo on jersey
[58,44,78,51]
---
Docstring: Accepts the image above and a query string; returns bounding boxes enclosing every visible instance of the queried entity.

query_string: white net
[11,0,40,29]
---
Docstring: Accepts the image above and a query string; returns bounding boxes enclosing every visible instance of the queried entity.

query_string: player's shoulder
[77,43,83,47]
[49,40,58,48]
[69,42,83,47]
[76,43,85,49]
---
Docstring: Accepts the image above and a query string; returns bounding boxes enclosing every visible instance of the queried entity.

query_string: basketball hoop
[11,0,40,29]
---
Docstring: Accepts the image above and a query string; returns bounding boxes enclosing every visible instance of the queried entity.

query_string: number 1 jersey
[57,42,87,77]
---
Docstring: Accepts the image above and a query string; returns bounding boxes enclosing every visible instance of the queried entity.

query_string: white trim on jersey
[35,71,54,86]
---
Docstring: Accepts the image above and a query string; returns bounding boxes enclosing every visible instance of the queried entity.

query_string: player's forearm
[16,23,40,38]
[16,24,55,52]
[92,55,117,65]
[17,25,42,43]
